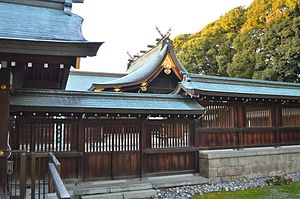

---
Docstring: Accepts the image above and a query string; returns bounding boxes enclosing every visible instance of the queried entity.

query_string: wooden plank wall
[13,118,196,180]
[196,103,300,149]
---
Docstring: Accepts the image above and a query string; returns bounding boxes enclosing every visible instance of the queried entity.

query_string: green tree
[174,6,246,76]
[174,0,300,82]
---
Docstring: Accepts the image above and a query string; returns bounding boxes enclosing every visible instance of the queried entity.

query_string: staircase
[66,174,209,199]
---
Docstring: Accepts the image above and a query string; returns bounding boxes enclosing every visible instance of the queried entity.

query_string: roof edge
[0,38,103,57]
[189,74,300,89]
[13,88,196,100]
[69,70,127,77]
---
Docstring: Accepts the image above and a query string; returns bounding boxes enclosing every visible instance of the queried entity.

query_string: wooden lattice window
[84,124,140,152]
[149,122,190,148]
[246,107,272,127]
[18,120,73,152]
[201,105,234,128]
[282,108,300,127]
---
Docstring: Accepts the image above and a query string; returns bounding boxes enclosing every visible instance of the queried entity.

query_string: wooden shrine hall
[0,0,300,198]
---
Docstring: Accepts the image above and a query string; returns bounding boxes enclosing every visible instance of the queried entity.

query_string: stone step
[46,193,58,199]
[81,189,157,199]
[73,182,152,196]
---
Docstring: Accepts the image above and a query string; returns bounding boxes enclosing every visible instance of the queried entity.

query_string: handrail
[49,152,61,167]
[48,163,70,199]
[49,152,61,175]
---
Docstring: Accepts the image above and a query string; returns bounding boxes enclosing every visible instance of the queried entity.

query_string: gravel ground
[153,173,300,199]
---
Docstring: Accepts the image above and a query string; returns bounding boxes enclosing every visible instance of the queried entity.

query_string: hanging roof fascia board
[0,38,102,57]
[168,43,188,75]
[10,89,206,115]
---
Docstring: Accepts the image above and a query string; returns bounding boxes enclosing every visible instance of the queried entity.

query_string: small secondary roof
[11,89,205,115]
[180,74,300,100]
[66,71,127,91]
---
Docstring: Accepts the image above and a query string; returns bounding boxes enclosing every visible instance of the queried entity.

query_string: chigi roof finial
[155,26,172,38]
[155,25,164,38]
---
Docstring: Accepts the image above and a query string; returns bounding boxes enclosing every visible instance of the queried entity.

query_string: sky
[73,0,253,73]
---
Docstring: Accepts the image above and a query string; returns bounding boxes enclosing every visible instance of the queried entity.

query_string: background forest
[174,0,300,82]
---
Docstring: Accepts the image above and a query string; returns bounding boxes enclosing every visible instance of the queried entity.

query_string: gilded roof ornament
[113,87,121,92]
[162,54,175,75]
[140,82,148,92]
[94,88,104,92]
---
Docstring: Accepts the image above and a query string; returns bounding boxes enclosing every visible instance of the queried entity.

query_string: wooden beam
[0,67,10,195]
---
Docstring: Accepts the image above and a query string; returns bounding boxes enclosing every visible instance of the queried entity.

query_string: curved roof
[90,37,187,91]
[0,2,85,41]
[67,71,126,91]
[0,1,102,56]
[90,42,168,90]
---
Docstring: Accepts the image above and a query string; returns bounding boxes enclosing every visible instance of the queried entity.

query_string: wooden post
[191,120,199,174]
[0,65,10,196]
[272,106,281,147]
[139,119,144,179]
[20,153,27,198]
[31,153,36,199]
[77,120,84,181]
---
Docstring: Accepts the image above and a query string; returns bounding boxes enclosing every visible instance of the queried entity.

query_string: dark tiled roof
[180,74,300,99]
[0,2,85,41]
[11,89,205,115]
[66,71,127,91]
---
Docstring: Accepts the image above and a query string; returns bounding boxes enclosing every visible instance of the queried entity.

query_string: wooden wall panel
[58,157,79,179]
[195,129,238,149]
[83,153,111,180]
[144,152,194,174]
[112,152,140,178]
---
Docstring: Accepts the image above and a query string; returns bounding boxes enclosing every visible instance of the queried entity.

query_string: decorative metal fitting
[140,82,148,92]
[0,84,7,90]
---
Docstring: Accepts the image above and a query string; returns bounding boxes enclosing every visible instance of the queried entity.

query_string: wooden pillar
[77,119,84,181]
[272,105,281,146]
[235,104,245,149]
[139,119,145,178]
[0,65,10,196]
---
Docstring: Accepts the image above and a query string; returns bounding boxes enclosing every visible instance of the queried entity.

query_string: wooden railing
[8,151,70,199]
[31,152,70,199]
[7,150,27,199]
[196,127,300,150]
[48,153,70,199]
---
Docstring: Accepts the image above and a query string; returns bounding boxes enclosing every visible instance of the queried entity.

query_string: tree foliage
[174,0,300,82]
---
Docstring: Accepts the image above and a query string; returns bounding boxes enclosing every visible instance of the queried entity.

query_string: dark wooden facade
[11,116,197,180]
[195,99,300,149]
[9,98,300,181]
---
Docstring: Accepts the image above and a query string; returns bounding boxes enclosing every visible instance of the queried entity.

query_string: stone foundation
[199,146,300,183]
